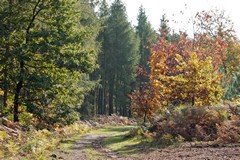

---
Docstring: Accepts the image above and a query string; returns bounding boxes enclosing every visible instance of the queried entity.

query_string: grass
[52,125,161,159]
[58,135,83,150]
[93,126,157,157]
[84,143,110,160]
[89,126,133,136]
[57,126,140,159]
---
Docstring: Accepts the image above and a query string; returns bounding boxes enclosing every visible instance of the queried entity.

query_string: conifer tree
[105,0,140,115]
[136,5,156,86]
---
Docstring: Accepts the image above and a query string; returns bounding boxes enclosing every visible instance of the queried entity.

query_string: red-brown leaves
[130,32,227,120]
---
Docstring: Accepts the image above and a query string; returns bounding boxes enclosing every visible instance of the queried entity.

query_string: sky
[108,0,240,37]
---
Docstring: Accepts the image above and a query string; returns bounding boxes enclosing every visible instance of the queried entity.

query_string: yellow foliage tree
[174,52,223,106]
[149,34,225,108]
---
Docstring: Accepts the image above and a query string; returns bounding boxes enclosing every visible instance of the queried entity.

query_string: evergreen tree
[104,0,139,115]
[136,5,156,86]
[96,0,109,115]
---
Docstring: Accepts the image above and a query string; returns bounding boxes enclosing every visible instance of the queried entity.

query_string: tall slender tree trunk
[128,107,132,118]
[94,89,98,116]
[102,49,107,115]
[109,90,114,115]
[13,61,24,122]
[108,75,114,115]
[102,85,106,114]
[98,88,102,114]
[3,68,8,111]
[192,96,195,106]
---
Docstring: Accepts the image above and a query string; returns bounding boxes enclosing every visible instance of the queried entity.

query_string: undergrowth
[0,121,91,160]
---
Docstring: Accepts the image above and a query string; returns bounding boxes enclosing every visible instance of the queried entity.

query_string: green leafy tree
[0,0,99,123]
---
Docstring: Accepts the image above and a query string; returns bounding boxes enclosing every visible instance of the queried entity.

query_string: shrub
[217,115,240,142]
[151,105,227,141]
[19,112,33,126]
[159,133,174,145]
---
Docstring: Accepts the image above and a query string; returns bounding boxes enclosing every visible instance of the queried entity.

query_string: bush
[159,133,174,145]
[151,105,227,141]
[0,120,92,159]
[217,115,240,142]
[19,112,33,126]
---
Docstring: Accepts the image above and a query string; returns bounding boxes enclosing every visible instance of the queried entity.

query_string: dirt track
[49,129,240,160]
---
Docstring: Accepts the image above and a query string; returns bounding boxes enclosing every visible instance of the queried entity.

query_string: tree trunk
[102,51,107,115]
[128,107,132,118]
[13,61,24,122]
[102,85,106,114]
[98,88,102,114]
[109,90,114,115]
[2,68,8,112]
[108,75,114,115]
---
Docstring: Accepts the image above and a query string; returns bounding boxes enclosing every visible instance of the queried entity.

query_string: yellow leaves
[151,50,223,107]
[132,32,227,119]
[175,54,183,61]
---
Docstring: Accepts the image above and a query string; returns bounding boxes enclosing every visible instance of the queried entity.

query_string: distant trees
[101,0,140,116]
[82,0,141,117]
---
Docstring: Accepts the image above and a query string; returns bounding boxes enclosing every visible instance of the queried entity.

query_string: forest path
[48,126,240,160]
[48,126,135,160]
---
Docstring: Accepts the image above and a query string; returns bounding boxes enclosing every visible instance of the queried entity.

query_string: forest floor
[48,126,240,160]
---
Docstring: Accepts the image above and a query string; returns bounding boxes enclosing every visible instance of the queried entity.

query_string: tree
[149,33,226,108]
[129,85,159,123]
[136,5,156,86]
[159,14,171,41]
[194,9,240,99]
[0,0,99,123]
[104,0,139,115]
[96,0,109,115]
[130,32,227,121]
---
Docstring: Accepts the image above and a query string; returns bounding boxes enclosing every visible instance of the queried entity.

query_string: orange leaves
[129,86,160,119]
[148,33,225,107]
[130,32,227,121]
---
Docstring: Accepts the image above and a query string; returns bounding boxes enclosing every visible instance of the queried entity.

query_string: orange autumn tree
[149,33,226,108]
[129,86,159,123]
[130,32,227,120]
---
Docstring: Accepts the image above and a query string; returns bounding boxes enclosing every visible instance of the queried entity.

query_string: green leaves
[0,0,99,123]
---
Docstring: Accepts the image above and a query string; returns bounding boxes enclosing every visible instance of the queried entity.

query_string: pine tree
[104,0,140,115]
[97,0,109,115]
[136,5,156,86]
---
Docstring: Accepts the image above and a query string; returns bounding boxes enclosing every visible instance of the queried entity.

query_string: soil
[49,134,134,160]
[136,143,240,160]
[49,133,240,160]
